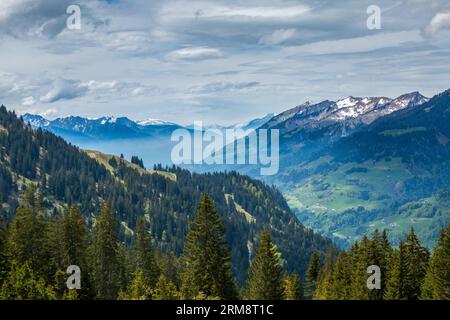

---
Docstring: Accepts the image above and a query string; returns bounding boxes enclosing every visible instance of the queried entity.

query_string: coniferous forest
[0,105,449,300]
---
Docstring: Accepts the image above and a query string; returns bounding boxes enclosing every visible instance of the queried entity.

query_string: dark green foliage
[0,261,55,300]
[134,218,159,289]
[245,230,284,300]
[421,223,450,299]
[304,251,320,299]
[0,217,6,282]
[130,156,144,169]
[6,188,55,283]
[92,203,122,299]
[0,106,332,283]
[385,229,429,300]
[330,251,351,300]
[315,246,336,300]
[284,273,303,300]
[58,205,93,298]
[181,194,237,299]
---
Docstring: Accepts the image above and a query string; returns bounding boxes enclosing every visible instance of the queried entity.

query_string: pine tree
[180,194,237,299]
[330,251,351,300]
[119,270,151,300]
[245,230,284,300]
[152,274,180,300]
[92,202,121,299]
[421,223,450,300]
[315,246,335,300]
[0,261,56,300]
[284,273,303,300]
[7,191,54,281]
[349,236,371,300]
[403,229,429,300]
[134,218,159,289]
[304,251,320,299]
[0,217,7,282]
[60,205,92,298]
[384,242,408,300]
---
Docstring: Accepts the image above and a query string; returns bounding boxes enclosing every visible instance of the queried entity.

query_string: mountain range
[21,90,450,247]
[1,106,332,284]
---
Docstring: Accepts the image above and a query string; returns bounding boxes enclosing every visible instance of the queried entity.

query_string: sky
[0,0,450,125]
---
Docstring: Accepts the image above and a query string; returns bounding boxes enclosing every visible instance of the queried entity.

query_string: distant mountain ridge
[1,106,333,283]
[263,92,428,140]
[22,114,182,140]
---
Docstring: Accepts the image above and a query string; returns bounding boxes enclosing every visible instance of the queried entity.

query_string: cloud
[22,96,36,106]
[40,78,88,103]
[191,81,260,94]
[162,2,310,21]
[422,11,450,37]
[283,31,423,56]
[259,29,297,46]
[166,47,223,60]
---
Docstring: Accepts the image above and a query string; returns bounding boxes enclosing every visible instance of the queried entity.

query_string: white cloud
[166,47,223,60]
[422,11,450,37]
[22,96,36,106]
[259,29,297,46]
[283,31,423,55]
[162,2,310,21]
[191,81,261,94]
[40,78,88,103]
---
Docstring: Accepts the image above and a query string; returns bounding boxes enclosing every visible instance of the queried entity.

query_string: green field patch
[380,127,427,137]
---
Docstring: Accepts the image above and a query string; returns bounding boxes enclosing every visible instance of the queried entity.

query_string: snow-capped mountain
[263,92,428,138]
[21,114,50,128]
[22,114,182,139]
[137,118,178,126]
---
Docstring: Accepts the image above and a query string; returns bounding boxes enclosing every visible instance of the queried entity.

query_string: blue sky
[0,0,450,125]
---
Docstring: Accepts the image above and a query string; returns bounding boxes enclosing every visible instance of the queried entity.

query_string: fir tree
[60,205,92,298]
[384,242,408,300]
[134,218,159,289]
[403,229,429,300]
[421,223,450,300]
[0,217,7,282]
[245,230,284,300]
[181,194,237,299]
[7,191,54,281]
[315,246,335,300]
[304,251,320,299]
[349,236,371,300]
[0,261,56,300]
[119,270,152,300]
[153,274,180,300]
[283,272,303,300]
[92,202,121,299]
[330,251,351,300]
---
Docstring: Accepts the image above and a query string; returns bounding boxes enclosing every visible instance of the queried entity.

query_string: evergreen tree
[384,242,408,300]
[153,274,180,300]
[421,223,450,300]
[134,218,159,289]
[119,270,151,300]
[304,251,320,299]
[403,229,429,300]
[330,251,351,300]
[349,236,372,300]
[60,205,92,298]
[92,203,121,299]
[0,261,56,300]
[315,246,335,300]
[0,218,7,282]
[245,230,284,300]
[283,272,303,300]
[181,194,237,299]
[7,189,54,281]
[384,230,429,300]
